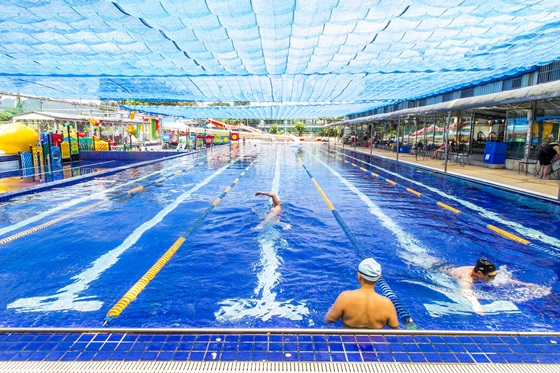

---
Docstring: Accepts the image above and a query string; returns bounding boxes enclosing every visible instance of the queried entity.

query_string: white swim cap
[358,258,382,282]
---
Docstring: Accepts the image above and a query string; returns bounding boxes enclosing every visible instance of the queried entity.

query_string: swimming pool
[0,159,147,195]
[0,143,558,332]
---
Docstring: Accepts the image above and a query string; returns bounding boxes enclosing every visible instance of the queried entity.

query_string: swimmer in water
[442,257,498,316]
[437,257,540,316]
[325,258,399,329]
[254,192,290,230]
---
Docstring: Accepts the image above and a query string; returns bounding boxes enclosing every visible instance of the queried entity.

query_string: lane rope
[325,147,560,259]
[293,150,417,330]
[102,156,255,326]
[0,157,225,246]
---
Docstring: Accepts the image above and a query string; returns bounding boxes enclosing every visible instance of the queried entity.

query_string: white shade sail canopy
[1,0,560,118]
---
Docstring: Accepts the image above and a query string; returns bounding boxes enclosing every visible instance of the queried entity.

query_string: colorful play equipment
[79,137,94,151]
[195,134,204,150]
[6,123,83,181]
[61,141,71,160]
[95,140,109,151]
[0,123,40,155]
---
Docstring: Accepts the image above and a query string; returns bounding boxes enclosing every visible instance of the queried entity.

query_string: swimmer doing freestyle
[254,192,291,230]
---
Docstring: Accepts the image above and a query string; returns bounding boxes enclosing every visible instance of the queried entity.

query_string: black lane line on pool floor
[293,149,417,330]
[102,153,257,326]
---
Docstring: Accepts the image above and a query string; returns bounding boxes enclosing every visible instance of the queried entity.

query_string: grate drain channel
[0,361,559,373]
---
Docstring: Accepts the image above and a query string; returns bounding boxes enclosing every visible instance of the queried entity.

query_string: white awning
[162,122,188,131]
[327,80,560,127]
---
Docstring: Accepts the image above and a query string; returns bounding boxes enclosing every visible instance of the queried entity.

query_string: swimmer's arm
[456,277,484,315]
[255,192,281,207]
[460,288,484,316]
[387,303,399,329]
[325,293,347,324]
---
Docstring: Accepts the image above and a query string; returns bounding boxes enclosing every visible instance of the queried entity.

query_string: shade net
[1,0,560,118]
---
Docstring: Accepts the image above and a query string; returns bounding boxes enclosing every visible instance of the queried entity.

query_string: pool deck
[333,143,560,201]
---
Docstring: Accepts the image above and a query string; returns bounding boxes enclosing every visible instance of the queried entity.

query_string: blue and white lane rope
[327,148,560,259]
[293,151,417,330]
[102,157,255,326]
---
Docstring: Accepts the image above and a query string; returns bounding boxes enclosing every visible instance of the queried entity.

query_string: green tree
[0,109,21,122]
[318,117,344,125]
[118,100,198,106]
[269,124,279,134]
[294,122,305,136]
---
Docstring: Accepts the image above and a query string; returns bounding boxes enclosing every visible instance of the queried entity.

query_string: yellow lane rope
[329,150,557,254]
[0,161,207,246]
[102,160,254,326]
[0,201,106,245]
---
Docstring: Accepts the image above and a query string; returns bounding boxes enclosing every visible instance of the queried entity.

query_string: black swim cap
[475,257,496,274]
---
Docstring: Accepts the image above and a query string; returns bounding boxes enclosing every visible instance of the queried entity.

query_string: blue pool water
[0,159,140,195]
[0,143,558,332]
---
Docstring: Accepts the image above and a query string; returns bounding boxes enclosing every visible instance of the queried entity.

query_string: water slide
[207,119,266,134]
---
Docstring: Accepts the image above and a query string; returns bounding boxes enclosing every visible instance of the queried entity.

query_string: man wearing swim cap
[325,258,399,329]
[446,257,498,316]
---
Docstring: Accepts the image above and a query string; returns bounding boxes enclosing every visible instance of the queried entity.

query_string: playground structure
[0,122,85,178]
[207,119,266,134]
[0,123,40,155]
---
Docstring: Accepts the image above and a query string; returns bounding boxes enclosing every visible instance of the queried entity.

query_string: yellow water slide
[0,123,40,155]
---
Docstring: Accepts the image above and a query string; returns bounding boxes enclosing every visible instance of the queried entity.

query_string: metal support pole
[353,124,357,152]
[396,117,401,162]
[444,111,451,173]
[422,115,428,160]
[327,127,330,153]
[370,123,373,157]
[525,101,536,162]
[413,116,419,161]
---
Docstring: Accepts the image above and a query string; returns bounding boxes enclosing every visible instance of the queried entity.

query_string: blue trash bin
[483,141,507,164]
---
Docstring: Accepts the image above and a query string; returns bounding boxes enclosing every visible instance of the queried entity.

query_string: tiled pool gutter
[0,328,558,371]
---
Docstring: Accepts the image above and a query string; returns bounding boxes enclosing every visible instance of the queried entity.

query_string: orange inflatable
[0,123,40,155]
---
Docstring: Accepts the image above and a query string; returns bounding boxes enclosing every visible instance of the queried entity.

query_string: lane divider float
[0,158,219,246]
[102,158,255,326]
[326,147,560,259]
[294,151,417,330]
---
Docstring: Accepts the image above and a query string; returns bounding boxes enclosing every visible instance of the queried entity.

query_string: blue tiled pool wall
[0,331,559,364]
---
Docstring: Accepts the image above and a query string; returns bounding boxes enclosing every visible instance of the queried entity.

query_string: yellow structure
[61,141,71,160]
[0,123,40,154]
[95,140,109,151]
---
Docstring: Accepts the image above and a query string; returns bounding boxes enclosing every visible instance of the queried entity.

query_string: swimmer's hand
[255,192,263,196]
[472,303,485,316]
[461,289,485,316]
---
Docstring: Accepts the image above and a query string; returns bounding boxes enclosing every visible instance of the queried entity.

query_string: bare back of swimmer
[254,192,290,230]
